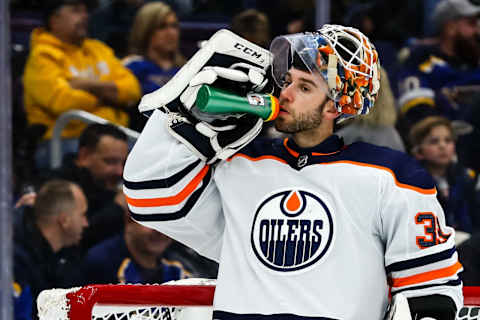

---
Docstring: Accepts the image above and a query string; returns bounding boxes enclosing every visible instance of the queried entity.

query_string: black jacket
[14,210,83,319]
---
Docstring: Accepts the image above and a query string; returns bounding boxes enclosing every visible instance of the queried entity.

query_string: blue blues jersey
[13,282,32,320]
[82,234,189,284]
[123,56,180,95]
[397,44,480,121]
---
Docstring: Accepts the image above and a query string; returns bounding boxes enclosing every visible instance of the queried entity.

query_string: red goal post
[37,282,480,320]
[460,286,480,320]
[37,279,216,320]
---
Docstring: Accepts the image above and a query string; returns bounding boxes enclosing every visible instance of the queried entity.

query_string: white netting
[37,279,216,320]
[90,305,213,320]
[37,287,81,320]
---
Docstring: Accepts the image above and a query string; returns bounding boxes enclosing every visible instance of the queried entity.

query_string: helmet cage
[270,24,381,122]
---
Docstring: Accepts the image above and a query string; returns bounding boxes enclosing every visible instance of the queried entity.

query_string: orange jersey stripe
[283,138,299,157]
[391,262,463,288]
[228,153,287,164]
[283,138,341,157]
[125,165,210,207]
[322,160,437,195]
[229,154,436,195]
[311,151,341,156]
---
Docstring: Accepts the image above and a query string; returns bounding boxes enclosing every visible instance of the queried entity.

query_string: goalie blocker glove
[409,295,457,320]
[137,29,272,163]
[167,112,263,164]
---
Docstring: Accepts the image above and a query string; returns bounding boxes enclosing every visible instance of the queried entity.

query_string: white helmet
[270,24,381,122]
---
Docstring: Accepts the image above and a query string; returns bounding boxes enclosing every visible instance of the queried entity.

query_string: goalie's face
[275,68,333,133]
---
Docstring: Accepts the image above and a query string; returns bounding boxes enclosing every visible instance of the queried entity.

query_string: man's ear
[323,100,340,121]
[76,146,92,166]
[57,211,70,229]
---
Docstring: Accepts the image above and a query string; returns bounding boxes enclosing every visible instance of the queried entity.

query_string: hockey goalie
[123,25,463,320]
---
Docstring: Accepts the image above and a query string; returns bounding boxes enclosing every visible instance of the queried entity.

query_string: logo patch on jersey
[251,189,334,272]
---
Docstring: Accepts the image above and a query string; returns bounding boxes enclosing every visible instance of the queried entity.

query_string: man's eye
[301,85,310,92]
[282,80,291,88]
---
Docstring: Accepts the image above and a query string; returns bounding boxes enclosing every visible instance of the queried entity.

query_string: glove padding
[170,63,267,163]
[167,112,263,164]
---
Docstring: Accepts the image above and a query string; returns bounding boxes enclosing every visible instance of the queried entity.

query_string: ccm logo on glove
[234,43,265,63]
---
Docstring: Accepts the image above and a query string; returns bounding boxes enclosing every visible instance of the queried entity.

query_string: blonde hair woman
[336,67,406,152]
[123,2,186,130]
[124,2,185,93]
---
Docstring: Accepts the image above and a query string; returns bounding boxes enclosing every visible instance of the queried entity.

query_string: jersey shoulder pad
[343,142,436,191]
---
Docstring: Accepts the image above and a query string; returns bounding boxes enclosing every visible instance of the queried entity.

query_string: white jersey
[123,110,463,320]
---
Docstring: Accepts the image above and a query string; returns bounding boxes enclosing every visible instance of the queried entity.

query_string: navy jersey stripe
[129,167,212,221]
[240,135,435,190]
[392,278,462,295]
[386,247,456,273]
[213,311,338,320]
[124,160,201,190]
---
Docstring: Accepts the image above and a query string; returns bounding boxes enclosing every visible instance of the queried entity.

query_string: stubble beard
[275,98,327,133]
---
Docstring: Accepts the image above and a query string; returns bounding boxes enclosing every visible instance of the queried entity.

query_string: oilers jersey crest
[124,110,463,320]
[251,189,335,272]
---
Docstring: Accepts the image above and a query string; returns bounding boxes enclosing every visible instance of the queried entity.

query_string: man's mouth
[279,105,289,114]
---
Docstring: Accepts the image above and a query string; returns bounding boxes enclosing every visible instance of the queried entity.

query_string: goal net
[37,278,216,320]
[37,282,480,320]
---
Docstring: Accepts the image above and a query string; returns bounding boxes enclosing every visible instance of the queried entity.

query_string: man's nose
[279,84,294,103]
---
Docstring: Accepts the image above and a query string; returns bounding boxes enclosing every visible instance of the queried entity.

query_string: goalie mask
[270,24,381,122]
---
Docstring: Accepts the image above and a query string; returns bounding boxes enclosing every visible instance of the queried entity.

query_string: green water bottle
[195,85,280,122]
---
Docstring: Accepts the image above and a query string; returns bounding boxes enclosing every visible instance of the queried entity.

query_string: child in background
[409,116,478,233]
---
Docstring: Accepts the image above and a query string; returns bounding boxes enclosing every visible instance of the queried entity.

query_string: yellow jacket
[23,28,141,139]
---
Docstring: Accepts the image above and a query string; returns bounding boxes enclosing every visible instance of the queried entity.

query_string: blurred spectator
[396,0,480,153]
[22,0,141,168]
[256,0,314,37]
[231,9,271,48]
[409,116,478,232]
[123,2,185,130]
[230,8,282,139]
[457,232,480,285]
[14,180,88,320]
[336,67,405,152]
[126,2,185,93]
[46,123,129,251]
[341,1,424,46]
[89,0,144,58]
[81,210,190,284]
[185,0,243,22]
